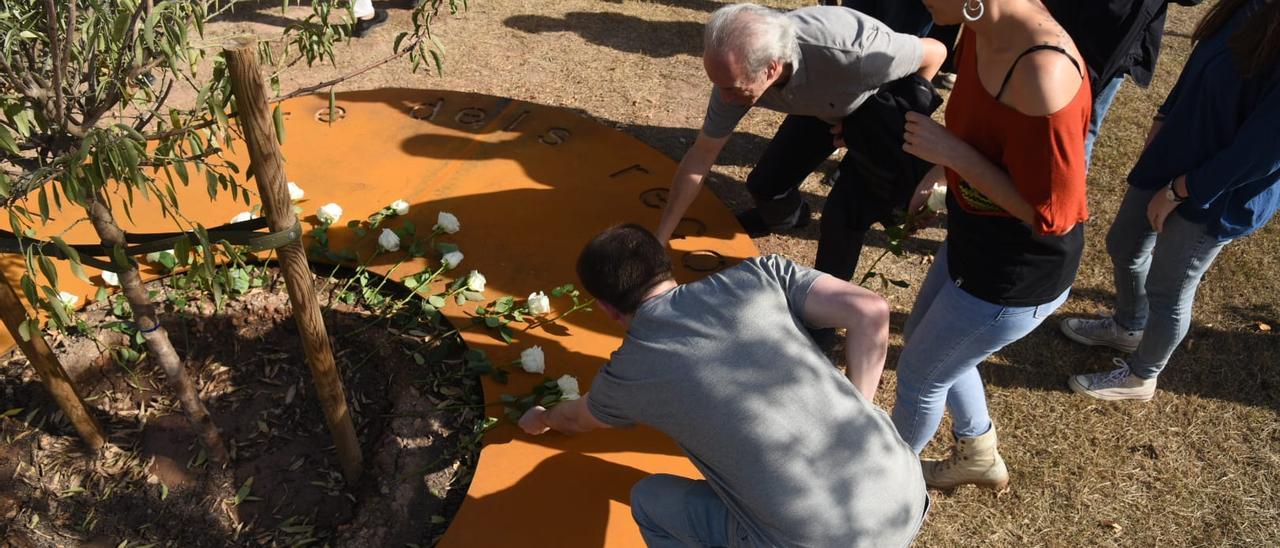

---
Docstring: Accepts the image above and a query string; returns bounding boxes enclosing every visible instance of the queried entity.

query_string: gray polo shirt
[588,256,928,547]
[702,6,925,138]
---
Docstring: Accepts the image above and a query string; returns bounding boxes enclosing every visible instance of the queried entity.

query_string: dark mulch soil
[0,266,484,547]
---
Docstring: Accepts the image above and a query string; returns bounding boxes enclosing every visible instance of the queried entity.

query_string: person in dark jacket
[1045,0,1204,163]
[1061,0,1280,401]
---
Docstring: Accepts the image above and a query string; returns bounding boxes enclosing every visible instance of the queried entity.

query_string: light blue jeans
[1106,186,1229,380]
[892,245,1070,453]
[631,474,737,547]
[1085,76,1125,168]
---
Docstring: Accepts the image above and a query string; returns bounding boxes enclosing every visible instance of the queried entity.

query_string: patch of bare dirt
[0,266,483,546]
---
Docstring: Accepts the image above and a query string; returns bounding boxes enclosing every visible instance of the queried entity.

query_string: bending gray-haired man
[655,2,944,269]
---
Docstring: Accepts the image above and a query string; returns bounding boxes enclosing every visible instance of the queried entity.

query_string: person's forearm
[657,167,706,244]
[843,301,889,401]
[948,144,1037,226]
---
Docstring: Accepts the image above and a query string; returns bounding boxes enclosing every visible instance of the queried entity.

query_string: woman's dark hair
[576,224,674,315]
[1193,0,1280,78]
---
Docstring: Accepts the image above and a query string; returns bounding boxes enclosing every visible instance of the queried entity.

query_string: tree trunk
[0,275,106,451]
[224,38,363,482]
[84,196,229,464]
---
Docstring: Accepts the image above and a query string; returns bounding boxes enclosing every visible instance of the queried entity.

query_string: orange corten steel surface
[0,89,760,545]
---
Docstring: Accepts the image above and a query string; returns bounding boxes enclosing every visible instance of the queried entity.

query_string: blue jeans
[892,245,1069,453]
[1085,76,1124,168]
[1106,186,1229,380]
[631,474,738,547]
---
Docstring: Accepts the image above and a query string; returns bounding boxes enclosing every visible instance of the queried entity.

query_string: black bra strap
[995,45,1083,102]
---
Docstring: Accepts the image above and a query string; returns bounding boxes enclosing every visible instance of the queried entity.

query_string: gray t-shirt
[702,6,925,138]
[588,256,927,548]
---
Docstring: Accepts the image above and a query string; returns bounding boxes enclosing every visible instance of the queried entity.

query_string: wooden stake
[0,276,105,450]
[224,38,363,482]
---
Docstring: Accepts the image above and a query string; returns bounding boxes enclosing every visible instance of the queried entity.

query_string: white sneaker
[1068,358,1158,401]
[1060,316,1143,353]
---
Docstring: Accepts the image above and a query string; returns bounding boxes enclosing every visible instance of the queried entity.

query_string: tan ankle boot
[922,427,1009,490]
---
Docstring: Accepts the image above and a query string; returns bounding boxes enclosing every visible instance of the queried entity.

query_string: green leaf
[483,316,501,328]
[328,88,336,127]
[110,245,132,271]
[272,105,286,145]
[205,169,218,200]
[38,256,59,288]
[17,320,31,342]
[234,477,254,505]
[50,237,91,284]
[0,125,18,154]
[428,295,446,307]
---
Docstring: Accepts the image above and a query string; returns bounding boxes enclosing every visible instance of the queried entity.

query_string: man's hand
[831,122,845,149]
[519,406,551,435]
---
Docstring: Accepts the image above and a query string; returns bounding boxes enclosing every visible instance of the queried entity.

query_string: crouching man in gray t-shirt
[519,224,928,547]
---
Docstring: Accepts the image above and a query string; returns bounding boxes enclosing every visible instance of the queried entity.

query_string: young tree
[0,0,455,463]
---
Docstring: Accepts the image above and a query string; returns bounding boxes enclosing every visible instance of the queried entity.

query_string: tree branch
[43,0,65,129]
[272,35,424,103]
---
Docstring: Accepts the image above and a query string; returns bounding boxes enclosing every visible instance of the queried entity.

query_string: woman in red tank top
[890,0,1091,492]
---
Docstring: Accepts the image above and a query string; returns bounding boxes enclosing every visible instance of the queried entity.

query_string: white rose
[57,291,79,308]
[377,228,401,252]
[317,203,343,225]
[465,270,486,292]
[556,374,580,400]
[229,211,254,224]
[389,199,411,216]
[527,291,551,315]
[101,271,119,287]
[442,250,464,269]
[435,211,460,234]
[519,346,546,374]
[287,181,305,201]
[926,183,948,213]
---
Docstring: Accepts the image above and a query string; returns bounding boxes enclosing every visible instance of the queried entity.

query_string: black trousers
[744,114,899,284]
[745,74,940,284]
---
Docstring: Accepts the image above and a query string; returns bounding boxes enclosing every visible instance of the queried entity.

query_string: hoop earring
[962,0,985,22]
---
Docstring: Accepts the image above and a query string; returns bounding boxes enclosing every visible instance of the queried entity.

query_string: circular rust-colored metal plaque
[0,89,758,548]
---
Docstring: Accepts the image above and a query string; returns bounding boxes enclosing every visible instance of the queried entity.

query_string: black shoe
[352,9,389,38]
[735,202,811,237]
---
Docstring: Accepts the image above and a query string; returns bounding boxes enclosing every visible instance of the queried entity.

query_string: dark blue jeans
[1085,76,1125,168]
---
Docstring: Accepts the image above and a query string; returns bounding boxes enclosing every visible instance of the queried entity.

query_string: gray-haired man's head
[703,4,799,106]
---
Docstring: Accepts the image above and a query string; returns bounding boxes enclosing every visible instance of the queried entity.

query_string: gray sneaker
[1069,358,1157,401]
[1060,316,1142,353]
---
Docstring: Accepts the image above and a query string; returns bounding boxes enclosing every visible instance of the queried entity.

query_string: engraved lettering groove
[609,164,651,178]
[504,110,531,131]
[456,108,487,127]
[538,127,571,145]
[639,188,668,209]
[314,106,347,123]
[682,250,726,272]
[673,218,707,238]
